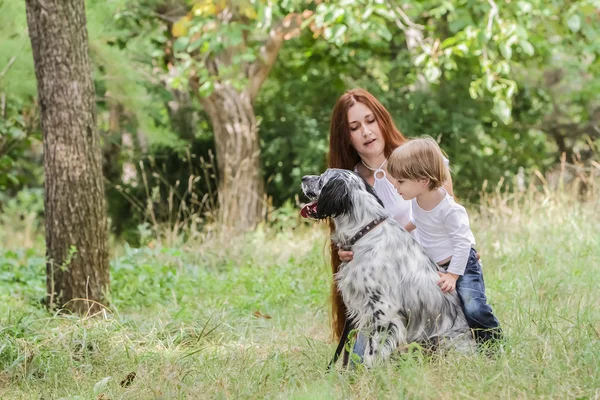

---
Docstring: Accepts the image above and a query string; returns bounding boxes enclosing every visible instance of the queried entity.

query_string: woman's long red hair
[327,88,407,339]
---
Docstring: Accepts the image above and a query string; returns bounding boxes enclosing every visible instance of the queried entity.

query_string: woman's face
[347,102,384,159]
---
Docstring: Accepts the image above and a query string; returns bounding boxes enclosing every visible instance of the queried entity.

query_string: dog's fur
[301,169,475,366]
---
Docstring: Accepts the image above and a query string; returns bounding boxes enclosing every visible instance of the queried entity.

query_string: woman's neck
[359,152,387,170]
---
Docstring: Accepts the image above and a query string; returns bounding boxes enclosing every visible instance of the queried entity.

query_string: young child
[387,137,502,345]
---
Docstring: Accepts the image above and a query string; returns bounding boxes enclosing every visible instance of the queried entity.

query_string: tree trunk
[199,84,264,231]
[26,0,110,314]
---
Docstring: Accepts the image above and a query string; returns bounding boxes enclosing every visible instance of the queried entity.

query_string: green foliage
[375,75,552,197]
[0,1,36,99]
[0,2,42,194]
[1,0,599,229]
[256,33,352,204]
[0,98,42,195]
[166,0,412,96]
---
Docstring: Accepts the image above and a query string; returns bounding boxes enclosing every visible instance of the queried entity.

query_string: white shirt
[410,190,475,276]
[354,165,412,226]
[372,171,412,226]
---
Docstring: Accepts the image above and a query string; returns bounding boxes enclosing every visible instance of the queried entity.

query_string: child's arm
[404,221,416,232]
[439,206,473,292]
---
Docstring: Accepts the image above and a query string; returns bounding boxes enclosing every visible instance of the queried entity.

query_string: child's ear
[419,178,430,188]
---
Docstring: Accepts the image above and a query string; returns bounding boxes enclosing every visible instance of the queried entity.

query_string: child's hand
[437,272,459,293]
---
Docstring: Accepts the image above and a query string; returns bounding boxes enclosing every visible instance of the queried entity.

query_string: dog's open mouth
[300,201,318,219]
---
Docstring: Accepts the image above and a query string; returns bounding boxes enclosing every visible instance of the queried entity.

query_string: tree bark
[26,0,110,314]
[199,84,264,230]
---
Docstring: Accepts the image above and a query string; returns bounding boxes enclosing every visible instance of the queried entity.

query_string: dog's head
[300,168,383,219]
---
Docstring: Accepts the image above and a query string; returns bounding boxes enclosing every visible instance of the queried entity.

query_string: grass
[1,183,600,399]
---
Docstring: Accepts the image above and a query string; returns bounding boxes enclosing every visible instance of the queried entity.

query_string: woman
[327,88,455,340]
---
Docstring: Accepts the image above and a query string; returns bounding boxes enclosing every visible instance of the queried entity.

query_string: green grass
[1,188,600,399]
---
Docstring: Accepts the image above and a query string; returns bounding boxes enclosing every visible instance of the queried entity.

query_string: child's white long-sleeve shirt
[410,190,476,276]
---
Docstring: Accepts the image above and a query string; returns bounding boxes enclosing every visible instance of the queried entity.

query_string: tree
[25,0,110,314]
[164,0,312,231]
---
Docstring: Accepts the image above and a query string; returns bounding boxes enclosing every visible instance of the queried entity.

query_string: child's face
[392,178,428,200]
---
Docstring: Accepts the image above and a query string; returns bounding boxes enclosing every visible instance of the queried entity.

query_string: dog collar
[341,215,388,250]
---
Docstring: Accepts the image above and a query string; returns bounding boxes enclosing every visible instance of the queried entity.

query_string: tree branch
[246,11,311,101]
[387,1,424,52]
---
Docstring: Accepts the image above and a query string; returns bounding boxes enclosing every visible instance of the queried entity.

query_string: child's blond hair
[388,137,449,190]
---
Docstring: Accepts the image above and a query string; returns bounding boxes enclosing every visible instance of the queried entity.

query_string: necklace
[361,158,387,180]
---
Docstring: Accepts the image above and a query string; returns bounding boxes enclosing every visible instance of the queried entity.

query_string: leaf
[242,5,257,20]
[192,0,219,17]
[173,37,190,53]
[520,40,534,56]
[424,65,442,83]
[253,310,272,319]
[375,23,392,42]
[9,127,25,139]
[506,81,518,99]
[172,15,191,38]
[517,1,533,14]
[494,61,511,75]
[187,38,206,52]
[7,173,18,185]
[493,99,511,124]
[330,8,345,23]
[198,81,215,98]
[499,42,512,60]
[240,52,257,63]
[414,52,427,66]
[453,43,469,56]
[331,24,347,45]
[567,14,581,33]
[441,36,459,49]
[93,377,111,395]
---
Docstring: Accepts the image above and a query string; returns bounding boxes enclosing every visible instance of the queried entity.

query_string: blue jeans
[351,331,367,365]
[455,248,502,344]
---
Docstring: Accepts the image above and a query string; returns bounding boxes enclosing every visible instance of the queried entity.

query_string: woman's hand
[338,247,354,262]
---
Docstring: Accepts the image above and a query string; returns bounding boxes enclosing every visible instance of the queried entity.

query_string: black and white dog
[301,169,474,367]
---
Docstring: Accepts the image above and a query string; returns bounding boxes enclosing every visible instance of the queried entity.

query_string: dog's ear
[362,178,384,208]
[317,177,352,218]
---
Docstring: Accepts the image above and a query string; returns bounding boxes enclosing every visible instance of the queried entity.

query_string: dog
[301,168,475,367]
